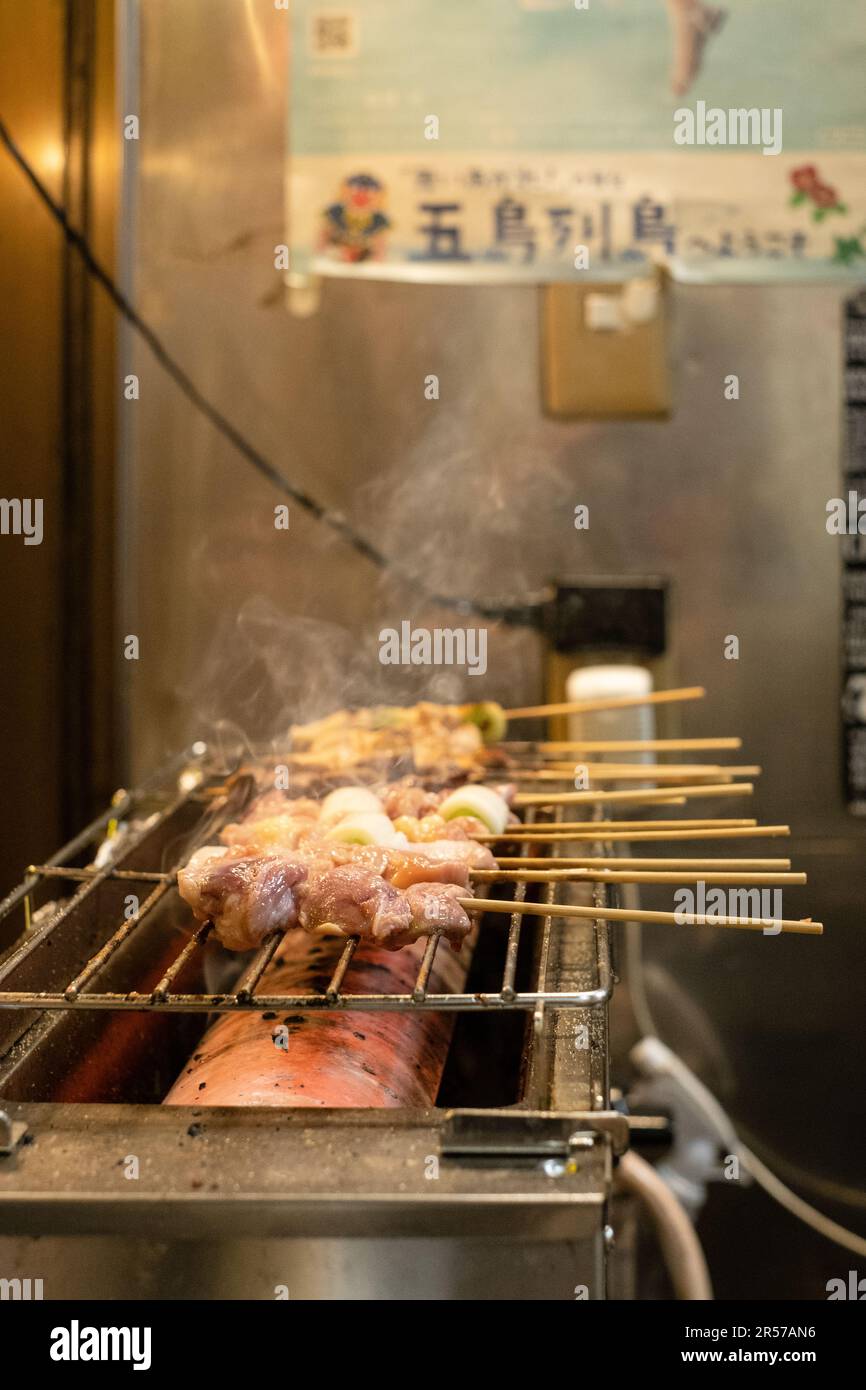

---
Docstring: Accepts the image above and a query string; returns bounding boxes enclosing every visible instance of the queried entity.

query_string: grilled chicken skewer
[284,689,709,778]
[179,842,490,953]
[179,770,814,952]
[179,780,517,952]
[290,687,705,749]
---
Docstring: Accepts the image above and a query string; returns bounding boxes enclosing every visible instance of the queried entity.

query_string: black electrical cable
[0,114,544,628]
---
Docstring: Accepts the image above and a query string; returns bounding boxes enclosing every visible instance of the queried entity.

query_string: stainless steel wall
[122,0,865,1275]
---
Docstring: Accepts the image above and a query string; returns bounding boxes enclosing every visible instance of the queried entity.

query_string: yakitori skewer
[503,685,705,720]
[512,781,753,808]
[512,763,761,782]
[504,737,742,754]
[472,868,805,886]
[459,897,822,936]
[492,856,793,870]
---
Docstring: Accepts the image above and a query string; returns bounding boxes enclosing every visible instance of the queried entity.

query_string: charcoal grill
[0,742,631,1298]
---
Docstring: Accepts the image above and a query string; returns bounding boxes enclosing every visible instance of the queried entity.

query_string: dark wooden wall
[0,0,117,896]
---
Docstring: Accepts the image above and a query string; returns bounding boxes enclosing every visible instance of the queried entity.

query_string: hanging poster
[287,0,866,284]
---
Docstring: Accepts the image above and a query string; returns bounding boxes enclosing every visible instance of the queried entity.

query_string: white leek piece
[438,785,510,835]
[461,701,507,744]
[326,813,407,847]
[320,786,383,826]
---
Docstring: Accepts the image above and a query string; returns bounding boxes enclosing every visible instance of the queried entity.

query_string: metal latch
[441,1108,629,1161]
[0,1108,28,1156]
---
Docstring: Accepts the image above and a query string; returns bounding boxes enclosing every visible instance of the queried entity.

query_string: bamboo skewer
[512,764,761,782]
[479,826,789,843]
[503,686,705,720]
[459,896,821,936]
[492,856,793,870]
[278,739,742,769]
[503,737,742,754]
[472,868,805,886]
[514,767,756,778]
[512,781,753,808]
[497,817,758,831]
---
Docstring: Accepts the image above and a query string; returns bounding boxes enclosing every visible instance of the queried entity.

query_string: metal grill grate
[0,749,613,1016]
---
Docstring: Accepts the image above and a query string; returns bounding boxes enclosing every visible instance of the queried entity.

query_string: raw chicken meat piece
[298,863,414,948]
[403,882,473,943]
[178,847,307,953]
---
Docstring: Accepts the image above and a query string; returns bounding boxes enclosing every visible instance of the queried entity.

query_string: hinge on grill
[441,1108,629,1161]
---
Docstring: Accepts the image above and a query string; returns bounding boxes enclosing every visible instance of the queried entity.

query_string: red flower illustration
[791,165,819,194]
[789,164,847,220]
[811,183,839,209]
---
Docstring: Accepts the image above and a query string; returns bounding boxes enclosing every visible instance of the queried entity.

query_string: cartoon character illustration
[665,0,727,96]
[319,174,390,262]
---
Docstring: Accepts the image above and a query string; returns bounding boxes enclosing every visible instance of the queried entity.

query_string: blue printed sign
[288,0,866,283]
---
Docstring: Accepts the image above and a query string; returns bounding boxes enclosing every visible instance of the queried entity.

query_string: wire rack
[0,749,614,1016]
